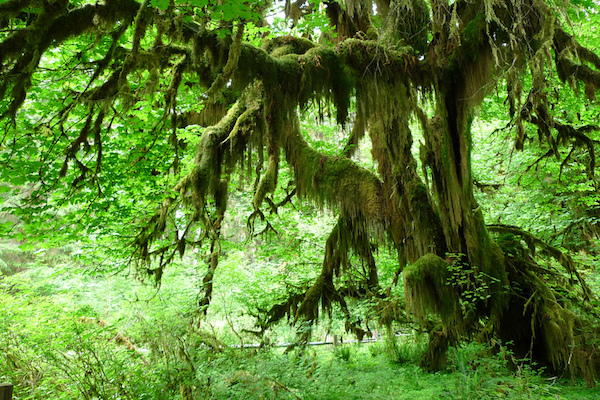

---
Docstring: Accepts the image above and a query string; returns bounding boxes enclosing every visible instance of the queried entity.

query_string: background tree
[2,0,600,382]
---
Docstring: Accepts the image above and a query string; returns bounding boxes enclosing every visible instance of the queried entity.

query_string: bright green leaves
[213,1,244,21]
[244,21,272,46]
[296,10,332,38]
[149,0,170,9]
[151,0,262,23]
[150,0,210,10]
[568,0,597,11]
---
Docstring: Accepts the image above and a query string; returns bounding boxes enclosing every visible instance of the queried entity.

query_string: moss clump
[406,181,447,256]
[403,254,461,331]
[262,35,315,56]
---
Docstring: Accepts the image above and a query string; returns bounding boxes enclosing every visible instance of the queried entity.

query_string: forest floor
[1,242,599,399]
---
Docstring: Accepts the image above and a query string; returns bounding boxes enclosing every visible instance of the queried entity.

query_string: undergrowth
[1,246,599,399]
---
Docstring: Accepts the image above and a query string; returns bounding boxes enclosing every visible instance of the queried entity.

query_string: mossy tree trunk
[412,71,510,368]
[425,64,508,309]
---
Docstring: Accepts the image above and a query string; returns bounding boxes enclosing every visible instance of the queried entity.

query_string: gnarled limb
[488,223,596,301]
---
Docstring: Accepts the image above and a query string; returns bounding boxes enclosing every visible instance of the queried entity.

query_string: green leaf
[150,0,169,10]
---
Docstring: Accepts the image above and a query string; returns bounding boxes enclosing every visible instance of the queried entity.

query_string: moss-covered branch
[0,0,140,115]
[283,113,386,225]
[488,223,595,300]
[336,38,430,87]
[554,28,600,97]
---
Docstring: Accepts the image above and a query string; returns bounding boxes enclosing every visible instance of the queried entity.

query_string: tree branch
[488,223,595,300]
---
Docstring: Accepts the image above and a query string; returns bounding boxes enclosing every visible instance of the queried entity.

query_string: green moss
[233,45,301,95]
[298,47,355,124]
[408,181,429,207]
[463,115,474,189]
[407,181,446,255]
[253,152,279,210]
[379,0,430,54]
[420,330,451,371]
[461,13,485,50]
[282,114,384,226]
[174,92,260,210]
[262,35,315,56]
[296,274,329,323]
[403,253,461,330]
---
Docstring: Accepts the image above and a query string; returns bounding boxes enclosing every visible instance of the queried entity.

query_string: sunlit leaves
[151,0,263,22]
[149,0,170,9]
[244,21,272,46]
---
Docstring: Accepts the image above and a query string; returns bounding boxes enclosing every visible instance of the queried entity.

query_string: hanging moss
[355,75,416,133]
[204,24,245,101]
[285,119,385,225]
[488,224,600,384]
[266,292,307,325]
[297,46,355,124]
[406,181,447,256]
[263,211,385,346]
[174,85,265,211]
[3,0,600,382]
[366,103,447,263]
[198,250,220,315]
[489,224,594,299]
[296,274,331,323]
[324,0,372,42]
[504,267,600,384]
[253,151,279,210]
[379,0,430,54]
[266,221,343,328]
[403,253,462,331]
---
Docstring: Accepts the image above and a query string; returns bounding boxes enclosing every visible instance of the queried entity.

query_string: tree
[2,0,600,382]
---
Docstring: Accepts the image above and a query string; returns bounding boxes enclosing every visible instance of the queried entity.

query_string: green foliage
[380,332,427,365]
[150,0,262,23]
[445,253,497,316]
[333,344,353,362]
[1,242,598,399]
[444,342,557,400]
[473,56,600,253]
